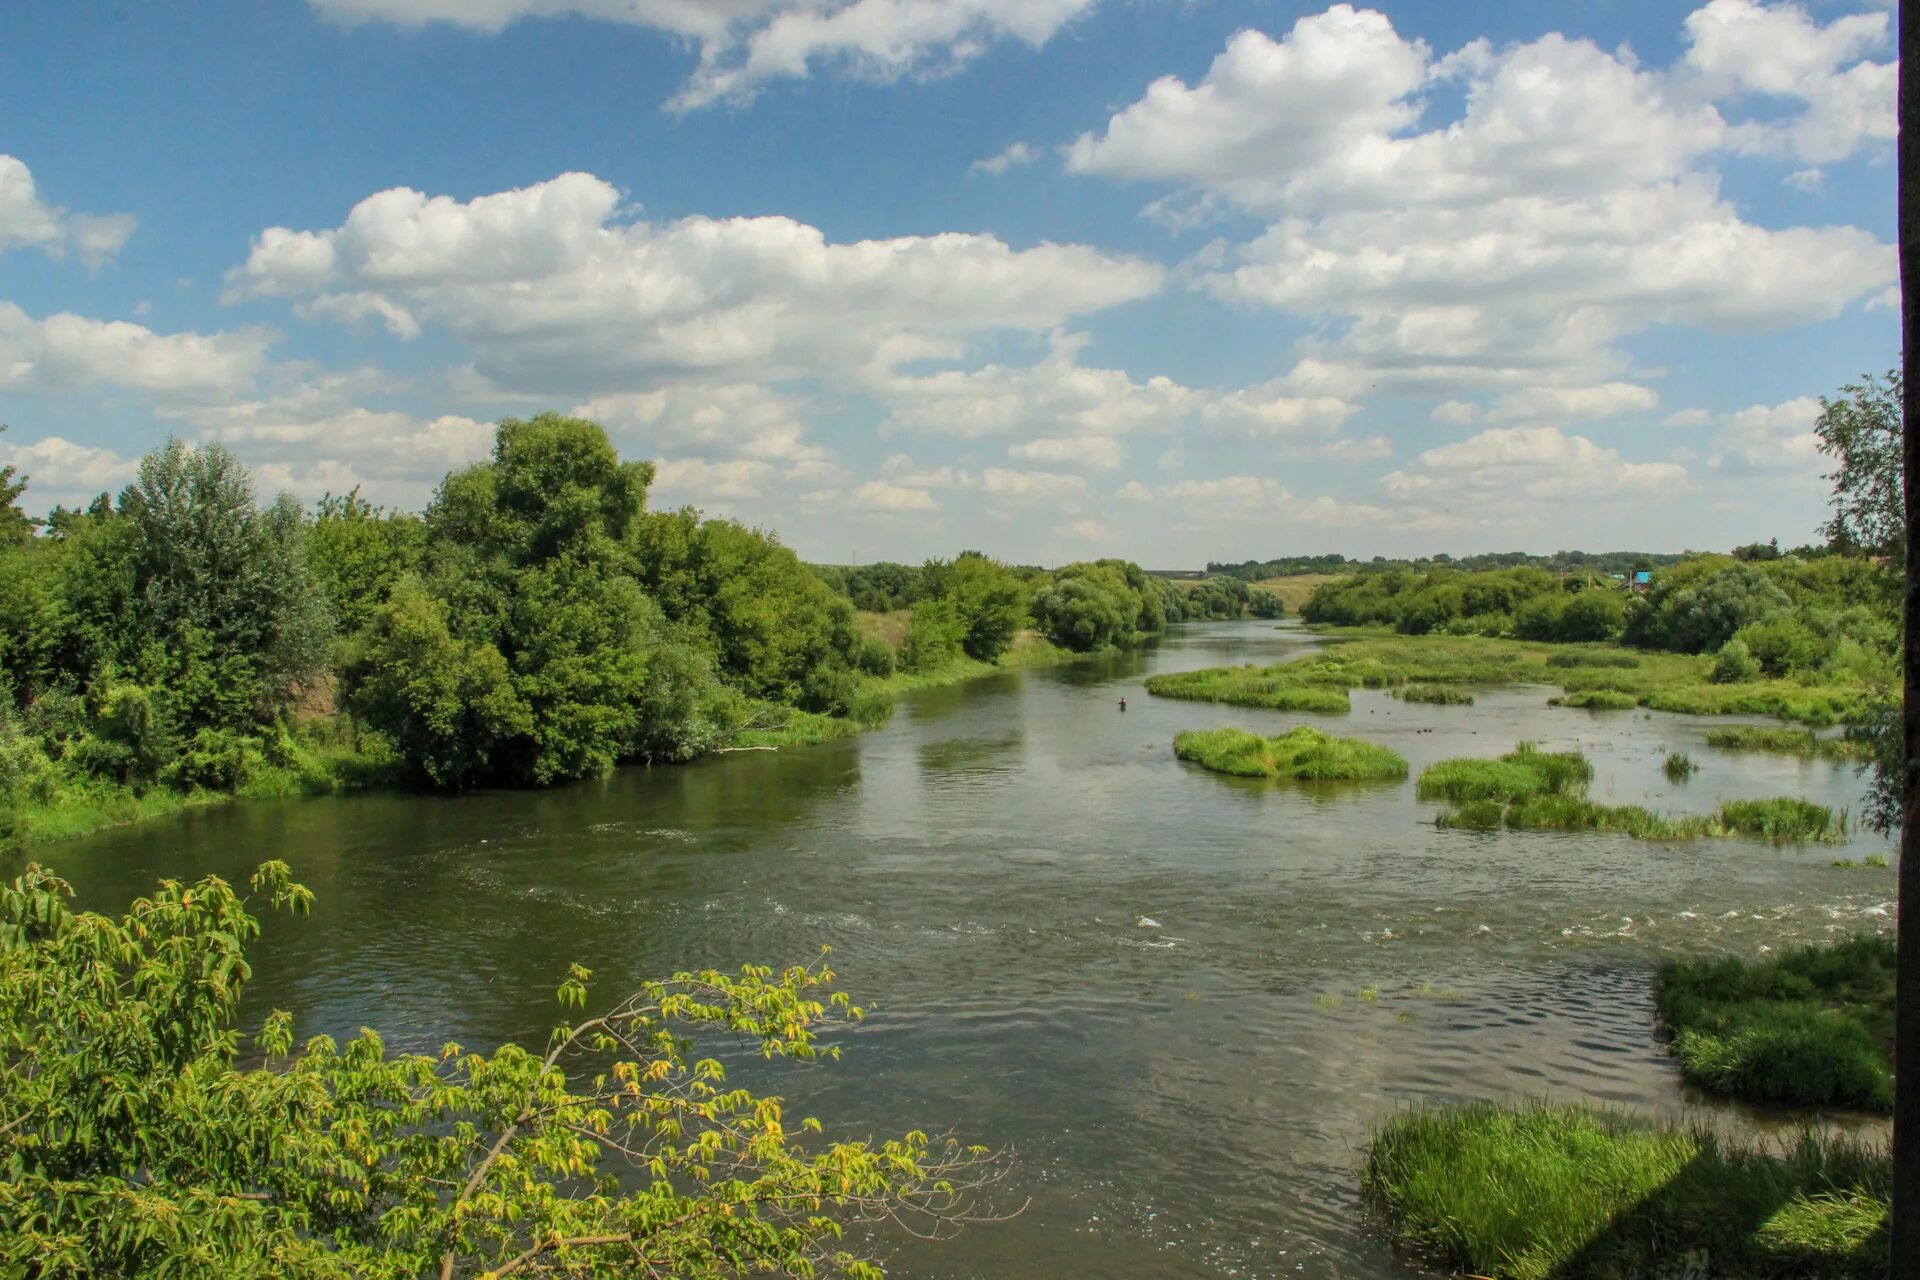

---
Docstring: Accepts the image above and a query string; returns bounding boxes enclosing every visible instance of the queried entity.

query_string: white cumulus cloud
[0,155,136,267]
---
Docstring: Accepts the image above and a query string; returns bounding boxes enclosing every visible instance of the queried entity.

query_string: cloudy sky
[0,0,1898,565]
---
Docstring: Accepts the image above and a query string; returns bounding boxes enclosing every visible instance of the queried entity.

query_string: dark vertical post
[1900,5,1919,1277]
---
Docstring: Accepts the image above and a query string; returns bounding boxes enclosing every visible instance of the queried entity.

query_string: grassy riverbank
[1656,936,1895,1111]
[1146,633,1873,725]
[1706,725,1873,761]
[1174,727,1407,781]
[10,721,402,851]
[1364,1102,1889,1280]
[1419,744,1844,842]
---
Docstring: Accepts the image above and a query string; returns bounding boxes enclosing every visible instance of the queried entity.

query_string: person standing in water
[1118,697,1127,711]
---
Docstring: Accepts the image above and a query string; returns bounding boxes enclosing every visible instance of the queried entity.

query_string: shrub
[1556,589,1625,642]
[0,863,1002,1277]
[161,727,267,792]
[1734,614,1826,678]
[1711,638,1761,684]
[855,634,897,678]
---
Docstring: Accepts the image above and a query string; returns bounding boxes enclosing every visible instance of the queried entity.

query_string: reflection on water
[35,621,1896,1279]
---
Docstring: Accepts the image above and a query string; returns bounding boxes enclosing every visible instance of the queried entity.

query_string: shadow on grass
[1543,1142,1889,1280]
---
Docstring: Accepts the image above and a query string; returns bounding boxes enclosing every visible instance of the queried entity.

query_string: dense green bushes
[1656,936,1895,1111]
[1364,1102,1888,1280]
[1030,559,1179,651]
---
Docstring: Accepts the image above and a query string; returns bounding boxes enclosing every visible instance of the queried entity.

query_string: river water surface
[40,621,1898,1278]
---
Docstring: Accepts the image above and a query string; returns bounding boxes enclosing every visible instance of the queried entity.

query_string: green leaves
[0,865,1005,1277]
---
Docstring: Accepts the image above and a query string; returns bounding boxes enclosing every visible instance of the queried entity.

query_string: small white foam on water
[640,828,697,842]
[1679,910,1698,919]
[1137,916,1162,929]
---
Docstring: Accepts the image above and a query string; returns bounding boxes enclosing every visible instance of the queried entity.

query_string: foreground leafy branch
[0,863,1010,1277]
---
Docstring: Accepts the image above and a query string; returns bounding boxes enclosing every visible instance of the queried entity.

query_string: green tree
[0,862,1001,1277]
[1030,565,1135,652]
[347,578,533,788]
[118,442,332,729]
[305,489,427,636]
[929,553,1030,661]
[1814,370,1902,566]
[899,596,965,672]
[1624,561,1793,654]
[635,512,858,710]
[348,415,665,786]
[0,425,34,545]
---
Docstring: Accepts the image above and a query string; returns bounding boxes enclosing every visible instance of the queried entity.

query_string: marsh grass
[1145,667,1352,711]
[1173,727,1408,781]
[1548,690,1638,710]
[1392,684,1475,705]
[1417,742,1592,804]
[1421,745,1840,842]
[1706,726,1872,761]
[1665,752,1696,782]
[1363,1102,1889,1280]
[1656,936,1894,1112]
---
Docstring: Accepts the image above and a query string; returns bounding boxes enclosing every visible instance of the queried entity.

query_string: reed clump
[1549,690,1639,710]
[1706,726,1872,761]
[1173,727,1408,781]
[1656,935,1894,1112]
[1394,684,1475,705]
[1420,746,1841,842]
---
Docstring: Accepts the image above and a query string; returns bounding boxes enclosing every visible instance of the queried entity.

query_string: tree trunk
[1899,4,1918,1276]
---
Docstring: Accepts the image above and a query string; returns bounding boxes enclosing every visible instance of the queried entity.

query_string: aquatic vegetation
[1706,725,1872,761]
[1363,1102,1889,1280]
[1664,752,1695,781]
[1314,993,1343,1011]
[1145,667,1351,711]
[1417,743,1592,804]
[1173,727,1408,781]
[1714,797,1844,841]
[1357,985,1380,1003]
[1864,853,1889,868]
[1656,936,1894,1112]
[1548,689,1638,710]
[1639,683,1868,726]
[1423,745,1839,841]
[1393,684,1475,705]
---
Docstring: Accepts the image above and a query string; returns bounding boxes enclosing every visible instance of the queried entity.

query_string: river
[37,621,1897,1278]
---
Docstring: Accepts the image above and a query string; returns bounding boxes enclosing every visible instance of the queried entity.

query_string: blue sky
[0,0,1898,565]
